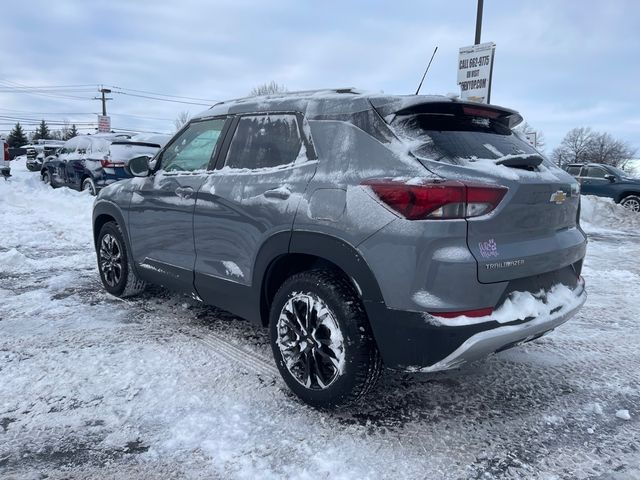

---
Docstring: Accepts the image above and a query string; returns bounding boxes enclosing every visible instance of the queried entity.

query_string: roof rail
[209,87,359,109]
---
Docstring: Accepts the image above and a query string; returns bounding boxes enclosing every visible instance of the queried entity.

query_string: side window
[162,118,226,172]
[584,166,607,178]
[224,114,302,170]
[61,138,78,154]
[566,166,581,176]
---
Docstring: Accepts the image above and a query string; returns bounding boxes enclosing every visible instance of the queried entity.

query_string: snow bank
[580,195,640,233]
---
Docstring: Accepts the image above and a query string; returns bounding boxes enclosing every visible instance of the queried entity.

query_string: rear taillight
[101,158,125,168]
[3,142,9,160]
[362,179,507,220]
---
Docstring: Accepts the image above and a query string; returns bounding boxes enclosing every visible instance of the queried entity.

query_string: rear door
[128,118,229,293]
[193,113,318,314]
[64,137,91,188]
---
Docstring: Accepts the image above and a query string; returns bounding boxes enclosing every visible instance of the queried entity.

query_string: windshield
[608,165,633,178]
[391,113,539,164]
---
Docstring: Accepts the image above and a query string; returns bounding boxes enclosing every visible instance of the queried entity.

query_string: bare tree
[173,111,191,131]
[249,81,287,97]
[552,127,594,166]
[587,132,636,167]
[516,122,546,151]
[553,127,636,167]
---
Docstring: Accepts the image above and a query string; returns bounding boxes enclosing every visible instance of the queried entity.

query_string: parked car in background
[1,138,10,179]
[27,145,62,171]
[40,133,156,195]
[93,90,587,408]
[563,163,640,212]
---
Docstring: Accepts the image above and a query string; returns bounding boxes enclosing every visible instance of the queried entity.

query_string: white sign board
[457,42,496,104]
[97,115,111,133]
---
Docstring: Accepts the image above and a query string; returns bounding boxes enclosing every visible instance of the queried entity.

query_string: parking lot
[1,159,639,479]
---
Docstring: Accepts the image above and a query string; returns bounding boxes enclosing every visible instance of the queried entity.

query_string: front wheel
[96,221,146,297]
[620,195,640,212]
[269,269,382,409]
[82,177,97,196]
[42,171,53,186]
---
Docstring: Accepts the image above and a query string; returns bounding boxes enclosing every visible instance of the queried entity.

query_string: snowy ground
[1,159,639,479]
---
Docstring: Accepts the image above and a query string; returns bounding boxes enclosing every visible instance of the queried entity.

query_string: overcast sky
[0,0,637,152]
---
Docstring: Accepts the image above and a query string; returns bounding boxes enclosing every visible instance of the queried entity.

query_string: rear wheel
[97,221,146,297]
[620,195,640,212]
[269,269,382,408]
[82,177,97,196]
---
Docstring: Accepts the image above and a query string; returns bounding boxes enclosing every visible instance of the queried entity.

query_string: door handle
[264,187,291,200]
[175,186,195,199]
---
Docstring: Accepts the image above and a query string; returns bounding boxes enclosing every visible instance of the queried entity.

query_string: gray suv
[93,90,587,408]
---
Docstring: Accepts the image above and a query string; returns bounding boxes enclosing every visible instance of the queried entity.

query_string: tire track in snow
[192,331,279,377]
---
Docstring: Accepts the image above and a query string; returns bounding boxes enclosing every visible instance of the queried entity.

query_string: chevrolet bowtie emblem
[550,190,567,204]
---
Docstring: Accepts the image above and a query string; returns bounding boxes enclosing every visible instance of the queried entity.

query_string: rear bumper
[365,278,586,371]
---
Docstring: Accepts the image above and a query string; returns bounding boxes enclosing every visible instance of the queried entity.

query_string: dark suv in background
[564,163,640,211]
[42,133,168,195]
[93,90,587,408]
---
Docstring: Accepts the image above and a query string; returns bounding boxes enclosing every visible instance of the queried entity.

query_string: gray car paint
[94,90,587,369]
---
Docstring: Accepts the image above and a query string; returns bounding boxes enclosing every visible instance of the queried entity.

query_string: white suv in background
[1,138,10,179]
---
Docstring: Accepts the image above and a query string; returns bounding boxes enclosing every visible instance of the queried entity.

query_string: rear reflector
[429,307,494,319]
[362,179,507,220]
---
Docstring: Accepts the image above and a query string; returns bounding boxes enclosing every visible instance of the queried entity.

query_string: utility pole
[475,0,484,45]
[94,86,112,116]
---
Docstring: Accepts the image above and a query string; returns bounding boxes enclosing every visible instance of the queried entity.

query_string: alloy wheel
[276,293,345,390]
[622,197,640,212]
[99,233,123,287]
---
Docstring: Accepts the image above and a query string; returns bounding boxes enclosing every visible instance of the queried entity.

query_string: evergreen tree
[64,124,79,140]
[6,122,28,148]
[33,120,51,141]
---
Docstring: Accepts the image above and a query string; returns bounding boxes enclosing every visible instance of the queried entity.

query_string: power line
[111,90,211,106]
[109,85,216,103]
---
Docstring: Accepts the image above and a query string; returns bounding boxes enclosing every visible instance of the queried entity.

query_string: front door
[128,117,229,293]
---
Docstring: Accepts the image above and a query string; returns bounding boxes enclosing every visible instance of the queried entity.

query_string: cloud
[0,0,637,152]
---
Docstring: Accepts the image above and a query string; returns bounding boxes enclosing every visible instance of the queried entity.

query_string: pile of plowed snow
[580,195,640,233]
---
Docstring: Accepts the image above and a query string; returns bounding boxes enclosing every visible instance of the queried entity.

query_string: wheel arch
[617,190,640,203]
[256,232,385,327]
[92,202,136,272]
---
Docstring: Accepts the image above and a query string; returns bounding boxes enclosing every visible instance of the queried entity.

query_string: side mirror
[604,174,616,182]
[128,155,152,177]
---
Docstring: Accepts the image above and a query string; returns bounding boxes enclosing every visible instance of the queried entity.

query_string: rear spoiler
[110,141,162,148]
[369,97,523,129]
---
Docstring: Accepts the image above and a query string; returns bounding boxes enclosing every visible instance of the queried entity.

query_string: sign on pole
[97,115,111,133]
[457,42,496,104]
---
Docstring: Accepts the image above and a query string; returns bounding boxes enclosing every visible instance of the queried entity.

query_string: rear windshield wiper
[494,154,544,168]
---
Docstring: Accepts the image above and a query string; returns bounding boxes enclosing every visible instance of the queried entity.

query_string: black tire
[82,177,97,196]
[96,221,146,297]
[41,170,53,187]
[620,195,640,213]
[269,269,382,409]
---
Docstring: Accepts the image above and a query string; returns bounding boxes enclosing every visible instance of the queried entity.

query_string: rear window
[391,113,538,164]
[109,142,160,163]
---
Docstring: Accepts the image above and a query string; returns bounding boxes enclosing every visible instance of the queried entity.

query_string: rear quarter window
[224,114,302,169]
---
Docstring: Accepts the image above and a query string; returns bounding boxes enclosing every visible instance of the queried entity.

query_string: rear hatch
[375,99,585,285]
